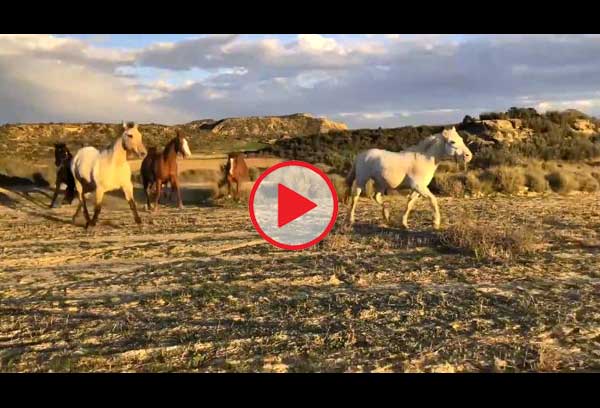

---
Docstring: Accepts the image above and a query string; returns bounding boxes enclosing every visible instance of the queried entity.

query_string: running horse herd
[48,122,473,230]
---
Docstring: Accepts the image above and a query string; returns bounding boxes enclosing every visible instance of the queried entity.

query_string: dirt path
[1,187,599,372]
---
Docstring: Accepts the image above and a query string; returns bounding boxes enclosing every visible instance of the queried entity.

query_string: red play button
[249,161,338,250]
[277,184,317,228]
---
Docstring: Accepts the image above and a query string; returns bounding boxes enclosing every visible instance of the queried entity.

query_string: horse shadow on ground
[103,185,220,209]
[344,222,443,248]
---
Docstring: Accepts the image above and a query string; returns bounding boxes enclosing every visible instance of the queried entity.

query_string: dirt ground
[0,184,599,372]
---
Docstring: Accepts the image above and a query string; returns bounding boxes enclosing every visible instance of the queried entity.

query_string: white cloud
[3,34,600,127]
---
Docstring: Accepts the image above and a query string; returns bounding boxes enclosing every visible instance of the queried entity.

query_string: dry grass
[546,171,579,194]
[576,174,599,192]
[490,166,526,194]
[524,166,550,193]
[440,216,538,261]
[329,173,349,202]
[1,187,599,373]
[432,172,466,197]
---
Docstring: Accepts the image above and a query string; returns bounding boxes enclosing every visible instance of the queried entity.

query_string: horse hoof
[135,217,142,224]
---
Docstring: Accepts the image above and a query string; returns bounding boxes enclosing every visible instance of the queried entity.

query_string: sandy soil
[0,185,599,372]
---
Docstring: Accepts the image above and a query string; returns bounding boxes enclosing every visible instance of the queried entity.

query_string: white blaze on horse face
[229,158,235,176]
[442,126,473,163]
[122,124,147,158]
[181,138,192,158]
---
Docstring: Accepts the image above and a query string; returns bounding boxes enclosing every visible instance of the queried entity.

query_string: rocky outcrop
[460,118,533,146]
[570,118,598,136]
[206,113,348,138]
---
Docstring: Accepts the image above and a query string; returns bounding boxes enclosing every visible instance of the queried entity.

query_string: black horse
[50,143,76,208]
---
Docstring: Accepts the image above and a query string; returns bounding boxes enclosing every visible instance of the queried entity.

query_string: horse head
[54,143,71,167]
[441,126,473,164]
[175,130,192,159]
[121,121,147,158]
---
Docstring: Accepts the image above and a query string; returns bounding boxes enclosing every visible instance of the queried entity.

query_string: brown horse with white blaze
[219,152,249,200]
[140,130,192,211]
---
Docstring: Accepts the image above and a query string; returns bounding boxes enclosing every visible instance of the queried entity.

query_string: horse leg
[153,180,162,213]
[373,179,390,224]
[374,191,390,224]
[401,191,420,229]
[143,180,152,211]
[413,185,441,230]
[50,180,61,208]
[166,182,174,202]
[72,200,82,224]
[347,185,363,225]
[88,188,104,228]
[123,183,142,224]
[81,193,92,227]
[235,180,241,201]
[227,176,233,199]
[172,177,184,210]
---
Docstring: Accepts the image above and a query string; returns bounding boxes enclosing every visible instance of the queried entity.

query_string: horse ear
[122,121,127,130]
[132,122,138,129]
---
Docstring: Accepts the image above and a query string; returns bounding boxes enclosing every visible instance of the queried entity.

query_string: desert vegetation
[257,108,600,198]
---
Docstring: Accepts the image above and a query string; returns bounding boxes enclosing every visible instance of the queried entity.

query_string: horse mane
[163,135,179,156]
[406,133,442,153]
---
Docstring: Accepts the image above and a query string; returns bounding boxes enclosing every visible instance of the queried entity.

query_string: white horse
[71,122,148,228]
[345,126,473,229]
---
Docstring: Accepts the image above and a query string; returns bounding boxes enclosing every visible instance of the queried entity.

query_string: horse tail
[343,160,356,203]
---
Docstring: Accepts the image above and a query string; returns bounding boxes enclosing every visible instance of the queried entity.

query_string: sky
[2,34,600,128]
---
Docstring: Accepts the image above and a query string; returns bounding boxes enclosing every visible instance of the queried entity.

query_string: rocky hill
[0,113,349,161]
[201,113,348,139]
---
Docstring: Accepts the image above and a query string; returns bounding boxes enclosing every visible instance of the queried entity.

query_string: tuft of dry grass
[490,166,526,194]
[432,172,465,198]
[576,174,599,192]
[524,166,550,193]
[546,171,578,194]
[329,174,349,202]
[248,167,261,181]
[440,218,538,261]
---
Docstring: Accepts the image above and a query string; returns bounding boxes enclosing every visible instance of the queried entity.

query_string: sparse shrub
[546,171,578,194]
[248,167,260,181]
[472,146,521,168]
[328,174,349,202]
[491,166,526,194]
[465,172,493,195]
[440,218,538,261]
[524,166,550,193]
[431,172,465,197]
